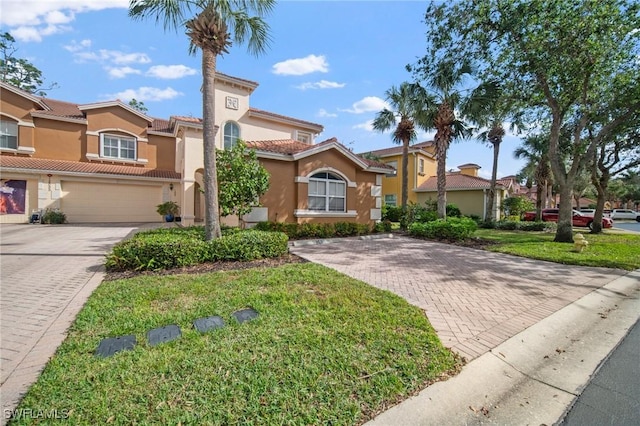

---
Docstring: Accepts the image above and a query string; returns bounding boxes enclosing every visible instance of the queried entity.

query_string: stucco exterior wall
[33,119,85,161]
[381,151,436,205]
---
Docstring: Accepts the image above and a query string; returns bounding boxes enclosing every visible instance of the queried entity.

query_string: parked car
[522,208,614,229]
[579,208,595,216]
[610,209,640,222]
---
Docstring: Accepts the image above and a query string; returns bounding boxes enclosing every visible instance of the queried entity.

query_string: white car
[610,209,640,222]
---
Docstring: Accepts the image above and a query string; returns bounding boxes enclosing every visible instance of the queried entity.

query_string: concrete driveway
[0,223,151,418]
[290,236,628,360]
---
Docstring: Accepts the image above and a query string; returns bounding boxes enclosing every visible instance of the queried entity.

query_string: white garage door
[62,181,163,223]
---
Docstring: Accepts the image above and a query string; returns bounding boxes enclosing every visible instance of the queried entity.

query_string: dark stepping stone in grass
[95,335,136,358]
[232,307,259,324]
[193,316,225,333]
[147,324,181,347]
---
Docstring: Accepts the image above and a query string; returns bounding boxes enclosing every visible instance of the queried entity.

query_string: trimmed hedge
[105,228,288,271]
[254,221,371,239]
[408,217,478,241]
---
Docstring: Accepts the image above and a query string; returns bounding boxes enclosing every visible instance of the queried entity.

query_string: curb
[366,269,640,425]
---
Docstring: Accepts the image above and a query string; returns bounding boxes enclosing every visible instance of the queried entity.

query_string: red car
[522,208,613,230]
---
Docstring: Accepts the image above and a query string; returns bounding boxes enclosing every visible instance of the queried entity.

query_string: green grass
[475,229,640,270]
[13,263,459,425]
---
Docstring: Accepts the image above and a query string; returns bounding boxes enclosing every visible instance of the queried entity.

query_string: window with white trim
[224,121,240,150]
[0,119,18,149]
[296,131,311,144]
[308,172,346,212]
[100,133,136,160]
[384,194,397,206]
[419,158,425,174]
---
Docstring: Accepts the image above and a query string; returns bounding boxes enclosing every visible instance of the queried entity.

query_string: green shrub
[446,204,462,218]
[374,220,393,233]
[408,217,477,240]
[381,205,403,222]
[495,220,519,230]
[254,221,370,239]
[41,209,67,224]
[105,227,288,271]
[517,221,556,232]
[208,231,288,261]
[479,220,496,229]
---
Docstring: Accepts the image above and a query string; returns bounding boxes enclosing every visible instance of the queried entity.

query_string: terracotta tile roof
[361,140,435,157]
[0,156,180,179]
[32,98,85,121]
[216,71,259,87]
[248,107,323,130]
[150,118,173,133]
[171,115,203,125]
[416,172,505,191]
[245,139,313,155]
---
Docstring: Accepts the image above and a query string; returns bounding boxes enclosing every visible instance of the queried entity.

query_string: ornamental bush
[254,221,370,239]
[41,209,67,224]
[105,227,288,271]
[408,217,478,240]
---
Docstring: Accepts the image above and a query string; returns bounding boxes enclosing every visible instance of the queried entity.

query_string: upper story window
[224,121,240,150]
[100,133,136,160]
[308,172,346,212]
[0,119,18,150]
[296,131,311,144]
[419,158,425,174]
[385,160,397,178]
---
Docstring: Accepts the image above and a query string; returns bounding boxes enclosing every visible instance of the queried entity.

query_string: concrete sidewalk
[366,269,640,425]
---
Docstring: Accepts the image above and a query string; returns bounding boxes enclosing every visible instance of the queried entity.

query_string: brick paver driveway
[291,236,627,361]
[0,223,149,420]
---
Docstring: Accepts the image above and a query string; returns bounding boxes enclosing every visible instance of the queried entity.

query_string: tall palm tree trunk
[202,49,222,240]
[485,140,500,221]
[435,136,448,219]
[400,138,409,213]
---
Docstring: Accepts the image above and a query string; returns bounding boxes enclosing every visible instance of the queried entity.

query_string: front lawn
[13,263,459,425]
[475,229,640,270]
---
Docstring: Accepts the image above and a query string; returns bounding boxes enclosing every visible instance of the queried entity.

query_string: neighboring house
[360,141,436,206]
[0,75,387,226]
[414,163,507,220]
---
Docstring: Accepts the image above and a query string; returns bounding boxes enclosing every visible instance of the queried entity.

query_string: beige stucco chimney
[458,163,481,177]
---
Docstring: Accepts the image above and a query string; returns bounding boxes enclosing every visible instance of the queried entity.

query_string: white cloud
[63,39,92,52]
[272,54,328,76]
[353,120,375,132]
[74,49,151,65]
[107,67,142,79]
[340,96,389,114]
[317,109,338,118]
[295,80,346,90]
[1,0,128,42]
[107,87,183,102]
[146,65,198,79]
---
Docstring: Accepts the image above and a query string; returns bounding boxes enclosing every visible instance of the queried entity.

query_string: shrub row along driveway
[0,223,150,419]
[290,236,627,360]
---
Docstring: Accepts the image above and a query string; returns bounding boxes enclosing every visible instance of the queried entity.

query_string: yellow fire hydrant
[574,233,589,253]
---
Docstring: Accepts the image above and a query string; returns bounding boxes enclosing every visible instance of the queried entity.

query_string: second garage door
[61,181,163,223]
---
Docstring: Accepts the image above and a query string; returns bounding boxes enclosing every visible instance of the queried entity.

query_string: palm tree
[129,0,275,241]
[372,82,427,219]
[478,119,506,222]
[414,59,497,218]
[514,134,552,221]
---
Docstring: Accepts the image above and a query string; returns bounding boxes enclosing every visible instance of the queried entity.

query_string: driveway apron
[290,236,627,361]
[0,223,148,420]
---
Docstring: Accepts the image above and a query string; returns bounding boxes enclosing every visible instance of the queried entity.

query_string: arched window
[223,121,240,150]
[308,172,346,212]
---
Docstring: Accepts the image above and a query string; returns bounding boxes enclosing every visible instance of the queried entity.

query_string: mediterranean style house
[362,142,507,220]
[0,74,388,226]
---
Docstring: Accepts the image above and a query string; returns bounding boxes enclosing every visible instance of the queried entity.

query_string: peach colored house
[0,74,388,226]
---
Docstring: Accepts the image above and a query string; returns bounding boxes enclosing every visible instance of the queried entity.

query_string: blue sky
[1,0,527,178]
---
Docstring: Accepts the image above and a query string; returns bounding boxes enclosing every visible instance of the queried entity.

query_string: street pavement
[559,318,640,425]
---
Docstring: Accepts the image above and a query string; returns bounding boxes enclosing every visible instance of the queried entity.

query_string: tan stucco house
[0,74,388,226]
[414,163,507,219]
